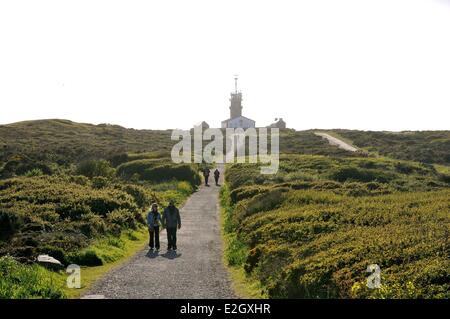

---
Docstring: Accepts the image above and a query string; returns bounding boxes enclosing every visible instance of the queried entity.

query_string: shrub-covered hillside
[0,156,201,260]
[279,130,363,157]
[0,120,204,298]
[1,175,149,264]
[0,119,174,164]
[225,154,450,193]
[331,130,450,165]
[222,155,450,298]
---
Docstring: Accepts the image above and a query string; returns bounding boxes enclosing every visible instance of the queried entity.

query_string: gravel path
[315,132,358,152]
[84,165,236,299]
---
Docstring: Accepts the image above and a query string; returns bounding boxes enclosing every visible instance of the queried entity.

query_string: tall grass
[220,186,248,267]
[0,256,65,299]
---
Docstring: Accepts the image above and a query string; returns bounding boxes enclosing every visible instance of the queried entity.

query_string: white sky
[0,0,449,131]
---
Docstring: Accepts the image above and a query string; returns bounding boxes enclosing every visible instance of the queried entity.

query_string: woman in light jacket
[147,203,162,251]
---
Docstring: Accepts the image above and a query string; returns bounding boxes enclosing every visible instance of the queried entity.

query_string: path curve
[315,132,358,152]
[84,165,236,299]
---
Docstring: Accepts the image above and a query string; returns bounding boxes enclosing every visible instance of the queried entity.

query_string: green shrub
[225,233,248,267]
[109,153,129,167]
[25,168,43,177]
[116,184,153,208]
[0,158,53,179]
[69,250,103,266]
[0,210,23,239]
[438,173,450,184]
[92,176,109,189]
[142,164,201,186]
[116,159,164,179]
[230,185,271,204]
[76,160,115,178]
[329,167,394,183]
[177,181,193,195]
[234,188,288,224]
[106,209,140,230]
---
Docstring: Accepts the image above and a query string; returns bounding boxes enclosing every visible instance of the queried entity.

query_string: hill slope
[0,119,173,163]
[330,129,450,165]
[0,119,361,166]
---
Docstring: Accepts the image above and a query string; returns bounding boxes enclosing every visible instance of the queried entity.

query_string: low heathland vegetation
[0,120,202,298]
[332,130,450,165]
[222,154,450,298]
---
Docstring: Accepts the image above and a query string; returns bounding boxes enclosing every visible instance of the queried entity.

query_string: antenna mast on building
[234,74,238,93]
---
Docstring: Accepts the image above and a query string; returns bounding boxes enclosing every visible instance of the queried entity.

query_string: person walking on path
[203,167,211,186]
[213,168,220,186]
[162,200,181,251]
[147,203,162,251]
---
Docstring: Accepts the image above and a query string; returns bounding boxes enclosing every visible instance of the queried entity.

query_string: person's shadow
[161,250,182,260]
[146,249,160,259]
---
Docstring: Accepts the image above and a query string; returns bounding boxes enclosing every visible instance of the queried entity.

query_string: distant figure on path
[203,167,211,186]
[213,169,220,186]
[147,203,161,251]
[162,200,181,251]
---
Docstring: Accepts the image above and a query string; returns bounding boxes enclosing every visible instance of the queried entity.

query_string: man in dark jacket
[213,168,220,186]
[162,200,181,251]
[203,167,210,186]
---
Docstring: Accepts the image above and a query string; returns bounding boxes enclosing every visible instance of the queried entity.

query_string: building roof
[267,118,286,128]
[221,115,255,124]
[194,121,210,128]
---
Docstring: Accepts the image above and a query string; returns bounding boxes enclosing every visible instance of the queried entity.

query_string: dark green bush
[108,153,129,167]
[116,159,164,179]
[395,162,415,174]
[142,164,201,186]
[76,160,115,178]
[92,176,109,189]
[0,210,23,239]
[0,158,52,178]
[438,173,450,184]
[69,250,103,266]
[329,167,394,183]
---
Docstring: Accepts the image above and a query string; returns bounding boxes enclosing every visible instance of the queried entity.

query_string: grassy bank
[220,184,267,299]
[0,228,148,299]
[62,227,149,298]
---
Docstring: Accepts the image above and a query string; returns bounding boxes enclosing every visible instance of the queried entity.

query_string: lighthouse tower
[221,76,256,129]
[229,76,243,119]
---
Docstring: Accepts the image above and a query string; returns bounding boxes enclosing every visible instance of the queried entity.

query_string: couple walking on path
[202,168,220,186]
[146,200,181,251]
